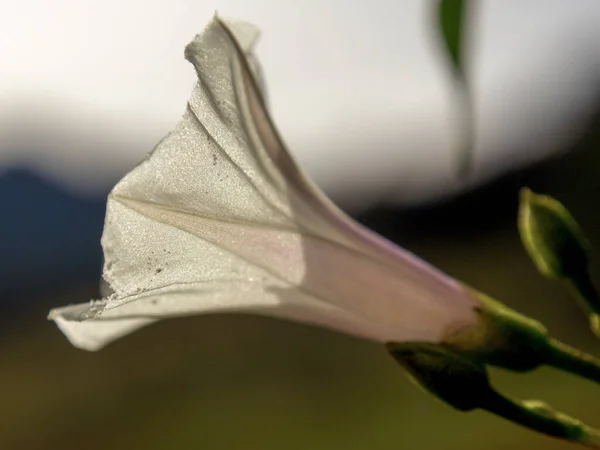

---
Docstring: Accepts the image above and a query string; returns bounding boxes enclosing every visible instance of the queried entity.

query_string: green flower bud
[387,342,600,448]
[518,188,600,331]
[387,342,491,412]
[518,188,590,280]
[387,341,600,448]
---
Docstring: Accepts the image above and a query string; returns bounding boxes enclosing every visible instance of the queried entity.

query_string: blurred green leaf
[437,0,474,177]
[438,0,465,77]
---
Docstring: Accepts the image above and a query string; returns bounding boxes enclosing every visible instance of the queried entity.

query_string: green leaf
[438,0,465,77]
[437,0,474,177]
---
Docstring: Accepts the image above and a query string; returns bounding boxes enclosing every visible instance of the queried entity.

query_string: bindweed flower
[49,16,600,447]
[49,16,483,352]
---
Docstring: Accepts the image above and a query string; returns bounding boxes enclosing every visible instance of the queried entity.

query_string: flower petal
[49,16,481,351]
[50,304,154,352]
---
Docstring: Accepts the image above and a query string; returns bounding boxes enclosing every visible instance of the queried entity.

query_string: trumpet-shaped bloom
[49,16,481,351]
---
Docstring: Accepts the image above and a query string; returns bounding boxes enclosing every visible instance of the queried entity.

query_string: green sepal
[387,342,490,411]
[443,290,550,372]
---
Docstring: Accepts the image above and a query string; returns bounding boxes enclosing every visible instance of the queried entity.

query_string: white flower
[49,16,481,351]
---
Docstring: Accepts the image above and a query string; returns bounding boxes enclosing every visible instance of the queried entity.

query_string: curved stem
[568,271,600,324]
[569,272,600,338]
[570,271,600,315]
[482,389,600,448]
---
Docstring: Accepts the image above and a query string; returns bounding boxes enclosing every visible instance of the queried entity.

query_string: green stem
[482,389,600,448]
[570,271,600,316]
[569,272,600,337]
[544,338,600,384]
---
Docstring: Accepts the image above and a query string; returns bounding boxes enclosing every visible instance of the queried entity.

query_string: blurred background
[2,1,600,449]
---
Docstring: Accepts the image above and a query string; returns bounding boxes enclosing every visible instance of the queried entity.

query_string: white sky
[1,1,599,209]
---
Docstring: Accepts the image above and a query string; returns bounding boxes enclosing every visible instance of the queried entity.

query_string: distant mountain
[0,169,107,305]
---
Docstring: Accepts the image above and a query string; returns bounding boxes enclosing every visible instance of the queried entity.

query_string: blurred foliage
[2,121,600,449]
[438,0,465,76]
[436,0,475,177]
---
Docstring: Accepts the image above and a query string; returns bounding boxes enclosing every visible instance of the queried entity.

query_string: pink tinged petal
[49,16,481,351]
